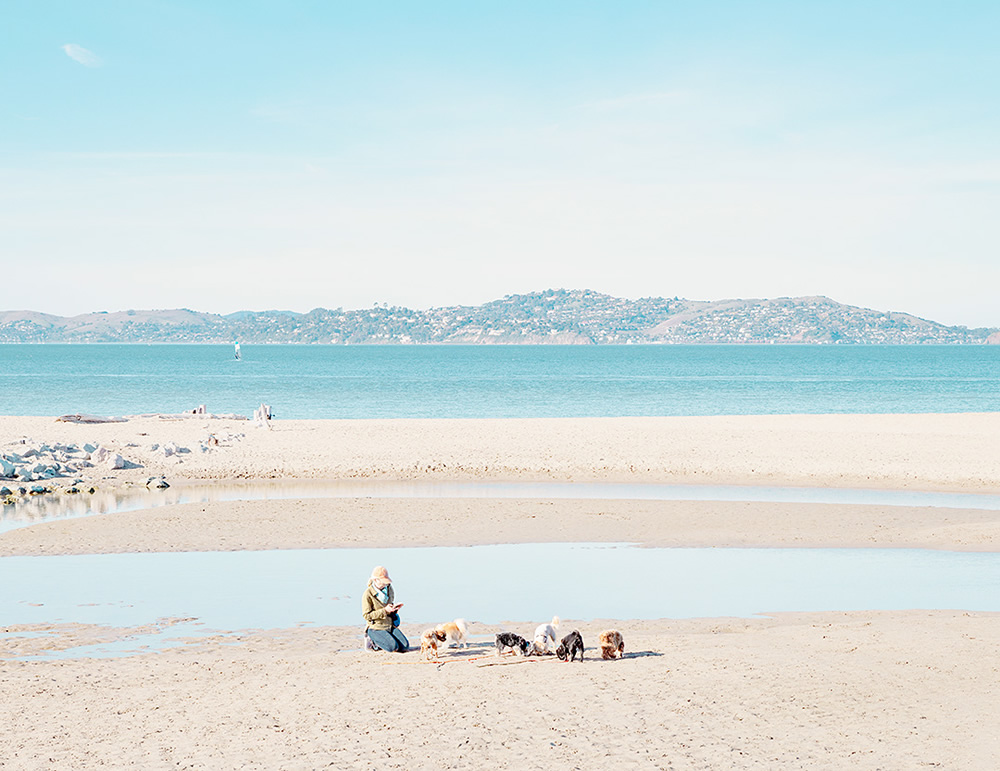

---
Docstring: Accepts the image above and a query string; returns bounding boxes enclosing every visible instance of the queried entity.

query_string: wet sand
[3,612,999,769]
[4,496,1000,556]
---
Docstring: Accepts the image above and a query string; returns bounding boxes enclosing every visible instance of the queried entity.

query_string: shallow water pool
[3,543,999,636]
[4,479,1000,535]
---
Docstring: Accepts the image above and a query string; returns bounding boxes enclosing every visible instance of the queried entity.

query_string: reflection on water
[5,479,1000,535]
[1,487,134,533]
[2,544,999,648]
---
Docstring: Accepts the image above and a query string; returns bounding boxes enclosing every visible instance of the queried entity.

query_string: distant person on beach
[362,566,409,652]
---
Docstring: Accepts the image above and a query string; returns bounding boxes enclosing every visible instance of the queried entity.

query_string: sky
[3,1,999,327]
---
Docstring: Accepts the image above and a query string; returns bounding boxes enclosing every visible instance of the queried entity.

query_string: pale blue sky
[3,1,999,326]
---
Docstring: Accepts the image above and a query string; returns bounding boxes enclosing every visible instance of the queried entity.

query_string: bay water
[2,343,999,418]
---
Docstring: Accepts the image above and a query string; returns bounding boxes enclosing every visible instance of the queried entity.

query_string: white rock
[106,453,125,470]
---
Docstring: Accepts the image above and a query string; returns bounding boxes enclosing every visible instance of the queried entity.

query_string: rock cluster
[1,429,248,506]
[148,434,244,457]
[0,440,127,502]
[149,441,188,458]
[200,432,245,451]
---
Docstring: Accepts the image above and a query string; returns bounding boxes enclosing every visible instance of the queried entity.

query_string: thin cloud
[61,44,103,67]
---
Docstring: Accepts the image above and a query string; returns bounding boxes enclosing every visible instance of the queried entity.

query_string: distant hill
[1,290,997,344]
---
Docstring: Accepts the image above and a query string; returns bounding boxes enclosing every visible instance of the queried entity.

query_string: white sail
[234,342,241,360]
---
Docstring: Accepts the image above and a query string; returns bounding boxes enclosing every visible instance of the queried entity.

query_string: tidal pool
[4,479,1000,535]
[3,543,999,636]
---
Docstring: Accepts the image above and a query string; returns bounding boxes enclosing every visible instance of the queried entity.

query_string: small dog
[435,618,468,649]
[420,628,447,659]
[556,630,584,662]
[495,632,529,657]
[598,629,625,660]
[529,616,560,656]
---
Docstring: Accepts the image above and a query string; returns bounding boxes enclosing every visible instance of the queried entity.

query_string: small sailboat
[234,342,241,361]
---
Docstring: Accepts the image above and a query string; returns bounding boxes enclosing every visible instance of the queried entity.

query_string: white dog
[530,616,560,655]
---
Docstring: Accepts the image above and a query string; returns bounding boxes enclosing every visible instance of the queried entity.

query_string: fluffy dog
[556,630,585,662]
[420,628,447,659]
[435,618,468,649]
[495,632,529,657]
[529,616,560,656]
[598,629,625,660]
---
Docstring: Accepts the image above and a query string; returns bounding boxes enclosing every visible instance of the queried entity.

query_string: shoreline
[3,412,1000,555]
[2,412,1000,493]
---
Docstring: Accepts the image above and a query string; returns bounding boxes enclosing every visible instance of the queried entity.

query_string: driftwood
[55,414,128,424]
[128,413,248,421]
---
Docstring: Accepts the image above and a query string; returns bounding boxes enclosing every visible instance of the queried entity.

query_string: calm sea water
[1,344,999,419]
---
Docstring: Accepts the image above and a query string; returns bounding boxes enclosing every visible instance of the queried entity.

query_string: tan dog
[598,630,625,660]
[420,628,447,659]
[434,618,468,649]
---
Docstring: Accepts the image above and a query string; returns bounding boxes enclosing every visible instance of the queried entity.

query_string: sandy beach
[3,412,1000,491]
[3,413,1000,768]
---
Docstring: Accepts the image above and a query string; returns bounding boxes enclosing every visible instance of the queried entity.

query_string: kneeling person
[362,565,409,652]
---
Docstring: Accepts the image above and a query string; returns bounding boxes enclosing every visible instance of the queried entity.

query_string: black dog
[556,630,584,662]
[495,632,529,656]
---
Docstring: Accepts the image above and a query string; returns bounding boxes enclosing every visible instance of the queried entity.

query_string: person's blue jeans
[367,627,409,652]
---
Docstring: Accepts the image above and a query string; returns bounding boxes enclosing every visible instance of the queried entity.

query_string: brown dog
[598,630,625,660]
[420,628,447,659]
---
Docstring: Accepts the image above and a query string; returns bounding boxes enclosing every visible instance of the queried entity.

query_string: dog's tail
[551,615,561,629]
[455,618,468,636]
